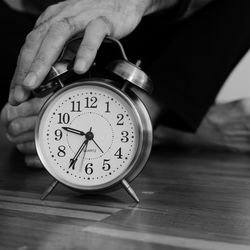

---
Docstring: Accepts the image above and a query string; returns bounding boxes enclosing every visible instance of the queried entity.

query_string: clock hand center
[85,128,104,153]
[85,131,94,140]
[85,126,94,140]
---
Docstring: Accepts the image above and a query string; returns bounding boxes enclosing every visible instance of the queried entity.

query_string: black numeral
[58,113,70,124]
[102,159,111,171]
[54,129,63,141]
[85,97,97,108]
[105,102,111,113]
[71,101,81,112]
[121,131,129,143]
[57,145,66,157]
[114,148,123,159]
[117,114,124,125]
[85,163,93,175]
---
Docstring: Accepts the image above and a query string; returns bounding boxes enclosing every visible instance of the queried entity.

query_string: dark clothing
[152,0,250,131]
[0,1,35,108]
[122,0,250,131]
[1,0,250,131]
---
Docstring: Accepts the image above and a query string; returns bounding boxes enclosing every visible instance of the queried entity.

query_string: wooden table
[1,125,250,250]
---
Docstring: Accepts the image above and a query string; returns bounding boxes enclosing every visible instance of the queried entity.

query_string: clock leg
[121,179,139,203]
[40,179,59,200]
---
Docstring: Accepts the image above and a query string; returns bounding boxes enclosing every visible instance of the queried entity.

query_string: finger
[8,24,49,105]
[22,18,79,91]
[1,97,47,126]
[35,2,66,28]
[74,17,112,74]
[9,4,67,106]
[1,103,11,127]
[25,155,44,169]
[17,141,36,154]
[7,116,37,137]
[6,131,34,144]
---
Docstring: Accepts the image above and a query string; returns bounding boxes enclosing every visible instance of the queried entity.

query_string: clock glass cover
[35,80,142,190]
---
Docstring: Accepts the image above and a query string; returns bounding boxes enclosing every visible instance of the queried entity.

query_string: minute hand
[62,127,85,136]
[69,139,88,168]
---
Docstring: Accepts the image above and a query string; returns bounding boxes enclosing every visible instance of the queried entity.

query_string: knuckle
[25,30,42,48]
[45,4,57,14]
[19,101,32,116]
[6,133,14,143]
[35,6,53,26]
[31,55,46,70]
[8,117,34,136]
[19,45,31,61]
[5,107,13,124]
[62,17,77,33]
[25,155,42,168]
[17,142,35,153]
[98,16,113,34]
[30,98,46,114]
[81,41,96,54]
[35,55,46,66]
[1,104,17,125]
[19,48,31,65]
[0,105,9,124]
[50,18,76,35]
[9,121,20,135]
[35,14,45,27]
[238,99,250,115]
[16,143,25,152]
[25,31,37,45]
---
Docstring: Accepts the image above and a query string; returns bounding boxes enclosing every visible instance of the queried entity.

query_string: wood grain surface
[0,123,250,250]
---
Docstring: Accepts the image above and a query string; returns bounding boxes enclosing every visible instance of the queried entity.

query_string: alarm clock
[34,35,153,203]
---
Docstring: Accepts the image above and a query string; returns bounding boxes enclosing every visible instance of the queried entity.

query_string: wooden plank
[0,191,121,214]
[84,226,250,250]
[1,115,250,250]
[0,201,110,221]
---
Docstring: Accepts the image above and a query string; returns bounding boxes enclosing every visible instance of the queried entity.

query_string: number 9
[55,129,63,141]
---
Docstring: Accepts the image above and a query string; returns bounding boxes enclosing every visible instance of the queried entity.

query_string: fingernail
[23,72,37,88]
[14,86,25,102]
[74,59,86,74]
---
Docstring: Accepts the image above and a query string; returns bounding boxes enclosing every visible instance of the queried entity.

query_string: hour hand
[62,127,85,136]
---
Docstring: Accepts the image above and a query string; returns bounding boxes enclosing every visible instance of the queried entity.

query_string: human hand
[1,96,48,167]
[195,99,250,153]
[154,99,250,153]
[8,0,153,106]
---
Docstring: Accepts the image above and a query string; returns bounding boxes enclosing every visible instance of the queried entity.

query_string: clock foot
[40,179,59,200]
[121,179,139,203]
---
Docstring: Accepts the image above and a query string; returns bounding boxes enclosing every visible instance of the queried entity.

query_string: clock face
[35,81,142,190]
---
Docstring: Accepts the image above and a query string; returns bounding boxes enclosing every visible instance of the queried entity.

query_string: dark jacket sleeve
[148,0,250,131]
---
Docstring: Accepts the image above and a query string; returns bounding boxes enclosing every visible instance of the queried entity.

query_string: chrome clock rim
[35,78,153,191]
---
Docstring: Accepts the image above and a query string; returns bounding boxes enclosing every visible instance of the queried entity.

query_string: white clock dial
[36,81,142,190]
